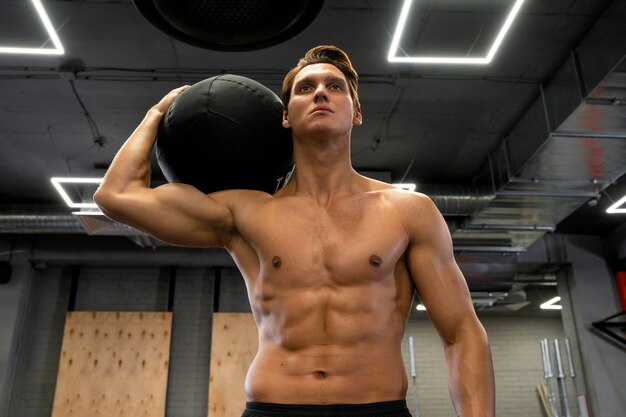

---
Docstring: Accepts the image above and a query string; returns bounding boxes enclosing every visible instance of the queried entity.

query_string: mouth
[310,107,333,115]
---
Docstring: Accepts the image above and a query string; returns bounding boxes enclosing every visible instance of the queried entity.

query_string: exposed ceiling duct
[418,184,493,217]
[453,0,626,251]
[0,206,166,248]
[0,187,492,236]
[0,214,82,234]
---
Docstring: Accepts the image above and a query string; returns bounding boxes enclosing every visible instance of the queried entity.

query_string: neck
[286,131,360,204]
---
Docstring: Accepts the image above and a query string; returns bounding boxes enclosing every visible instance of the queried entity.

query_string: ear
[353,106,363,126]
[282,109,291,129]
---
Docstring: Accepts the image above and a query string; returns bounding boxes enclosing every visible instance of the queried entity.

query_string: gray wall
[402,315,565,417]
[560,235,626,417]
[0,237,33,416]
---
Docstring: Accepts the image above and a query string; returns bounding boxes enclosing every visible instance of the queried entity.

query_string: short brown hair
[281,45,360,110]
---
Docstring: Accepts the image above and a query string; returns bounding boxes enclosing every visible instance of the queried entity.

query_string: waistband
[244,400,410,417]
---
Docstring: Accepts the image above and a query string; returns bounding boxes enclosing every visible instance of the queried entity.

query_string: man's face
[282,63,362,137]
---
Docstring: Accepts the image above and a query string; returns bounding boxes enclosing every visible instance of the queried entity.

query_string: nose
[314,84,329,102]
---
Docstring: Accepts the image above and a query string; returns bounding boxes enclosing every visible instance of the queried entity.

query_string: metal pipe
[565,339,589,417]
[453,246,527,253]
[554,339,572,417]
[467,224,556,232]
[408,336,419,417]
[540,339,551,378]
[564,339,576,379]
[418,185,494,216]
[496,190,598,198]
[0,214,83,234]
[409,336,416,378]
[509,177,612,185]
[541,339,560,417]
[552,131,626,139]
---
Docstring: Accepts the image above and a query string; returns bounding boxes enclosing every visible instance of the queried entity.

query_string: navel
[369,254,383,267]
[272,256,282,269]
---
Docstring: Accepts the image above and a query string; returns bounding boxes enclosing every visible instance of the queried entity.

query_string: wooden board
[51,311,173,417]
[208,313,259,417]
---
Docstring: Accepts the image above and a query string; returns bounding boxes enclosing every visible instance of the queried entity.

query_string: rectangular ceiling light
[388,0,525,65]
[606,195,626,214]
[51,177,102,209]
[0,0,64,55]
[540,296,562,310]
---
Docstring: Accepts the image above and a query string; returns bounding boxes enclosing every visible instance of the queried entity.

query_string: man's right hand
[151,85,190,116]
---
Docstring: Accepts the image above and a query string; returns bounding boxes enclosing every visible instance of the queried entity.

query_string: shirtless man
[94,45,495,417]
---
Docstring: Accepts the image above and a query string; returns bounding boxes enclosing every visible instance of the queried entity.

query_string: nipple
[272,256,282,269]
[369,255,382,267]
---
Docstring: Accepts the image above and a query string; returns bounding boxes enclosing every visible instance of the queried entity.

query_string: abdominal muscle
[244,283,411,404]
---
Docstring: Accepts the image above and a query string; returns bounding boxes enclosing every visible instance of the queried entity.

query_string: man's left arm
[404,194,495,417]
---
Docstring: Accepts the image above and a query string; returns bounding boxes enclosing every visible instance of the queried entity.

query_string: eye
[329,83,343,91]
[298,84,312,92]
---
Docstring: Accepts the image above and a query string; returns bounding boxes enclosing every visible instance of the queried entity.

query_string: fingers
[153,85,191,114]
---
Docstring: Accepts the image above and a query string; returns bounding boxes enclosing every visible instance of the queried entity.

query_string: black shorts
[242,400,412,417]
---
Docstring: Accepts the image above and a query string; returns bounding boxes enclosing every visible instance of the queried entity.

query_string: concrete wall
[0,237,35,417]
[560,235,626,417]
[402,314,565,417]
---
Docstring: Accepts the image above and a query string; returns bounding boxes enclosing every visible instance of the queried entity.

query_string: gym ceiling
[0,0,625,307]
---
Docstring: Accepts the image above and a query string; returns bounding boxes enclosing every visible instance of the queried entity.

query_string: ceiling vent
[132,0,324,51]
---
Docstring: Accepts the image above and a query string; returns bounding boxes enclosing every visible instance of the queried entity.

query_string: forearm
[97,107,162,197]
[95,86,187,207]
[444,323,495,417]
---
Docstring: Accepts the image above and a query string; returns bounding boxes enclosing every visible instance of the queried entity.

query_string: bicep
[405,197,475,344]
[97,183,235,247]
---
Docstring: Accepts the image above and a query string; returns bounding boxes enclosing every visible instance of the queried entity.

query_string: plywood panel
[51,311,173,417]
[208,313,258,417]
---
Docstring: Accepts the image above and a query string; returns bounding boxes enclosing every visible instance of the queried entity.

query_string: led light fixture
[51,177,102,209]
[393,183,417,192]
[0,0,64,55]
[71,210,104,216]
[606,195,626,214]
[416,304,426,311]
[388,0,525,65]
[540,296,562,310]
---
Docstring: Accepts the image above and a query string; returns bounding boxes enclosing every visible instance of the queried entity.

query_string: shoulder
[210,188,311,225]
[371,185,438,216]
[209,188,279,247]
[209,188,274,213]
[371,188,447,243]
[355,176,440,218]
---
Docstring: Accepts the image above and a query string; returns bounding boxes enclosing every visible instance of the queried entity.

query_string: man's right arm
[94,86,235,247]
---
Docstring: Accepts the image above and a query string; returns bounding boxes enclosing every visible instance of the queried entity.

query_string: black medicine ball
[156,74,294,194]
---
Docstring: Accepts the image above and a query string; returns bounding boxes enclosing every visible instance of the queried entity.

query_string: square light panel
[388,0,525,64]
[0,0,64,55]
[51,177,102,209]
[606,195,626,214]
[540,296,562,310]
